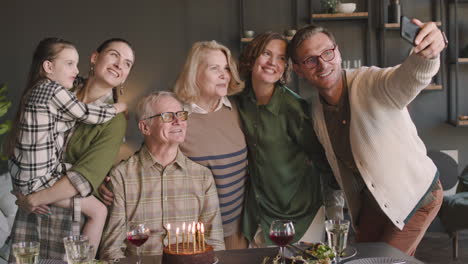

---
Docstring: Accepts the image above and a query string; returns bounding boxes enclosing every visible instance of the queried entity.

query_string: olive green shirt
[66,91,127,194]
[235,83,329,244]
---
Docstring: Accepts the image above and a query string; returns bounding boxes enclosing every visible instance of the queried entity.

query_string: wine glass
[127,223,151,264]
[269,220,295,264]
[325,219,350,264]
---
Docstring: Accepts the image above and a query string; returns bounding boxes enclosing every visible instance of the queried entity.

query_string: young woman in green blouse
[235,32,331,247]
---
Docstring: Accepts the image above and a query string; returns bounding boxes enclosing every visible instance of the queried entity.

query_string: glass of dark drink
[127,223,151,264]
[269,220,295,264]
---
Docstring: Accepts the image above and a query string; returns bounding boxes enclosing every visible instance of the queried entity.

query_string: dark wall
[0,0,241,149]
[2,0,468,171]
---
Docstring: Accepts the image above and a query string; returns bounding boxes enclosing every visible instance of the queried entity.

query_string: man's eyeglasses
[299,45,337,69]
[142,111,189,123]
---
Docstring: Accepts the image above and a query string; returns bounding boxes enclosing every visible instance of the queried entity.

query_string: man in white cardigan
[289,19,447,255]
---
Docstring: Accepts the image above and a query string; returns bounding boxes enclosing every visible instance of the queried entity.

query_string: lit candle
[187,224,192,249]
[201,223,205,251]
[176,227,179,253]
[197,222,201,251]
[182,222,186,249]
[192,224,196,252]
[167,224,171,249]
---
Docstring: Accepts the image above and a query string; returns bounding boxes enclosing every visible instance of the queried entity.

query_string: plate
[346,257,419,264]
[284,244,357,261]
[339,246,357,260]
[213,256,219,264]
[39,260,66,264]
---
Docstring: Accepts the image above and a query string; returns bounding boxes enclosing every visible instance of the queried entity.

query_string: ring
[441,31,448,48]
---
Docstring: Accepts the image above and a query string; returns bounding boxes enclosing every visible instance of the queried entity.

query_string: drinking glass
[127,223,151,264]
[63,235,91,264]
[325,219,350,264]
[12,241,40,264]
[269,220,295,264]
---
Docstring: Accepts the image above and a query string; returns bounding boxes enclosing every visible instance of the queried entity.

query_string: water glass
[63,235,91,264]
[325,219,350,264]
[353,59,362,68]
[342,60,350,70]
[12,241,40,264]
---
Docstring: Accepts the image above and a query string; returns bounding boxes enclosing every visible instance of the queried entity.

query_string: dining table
[111,242,424,264]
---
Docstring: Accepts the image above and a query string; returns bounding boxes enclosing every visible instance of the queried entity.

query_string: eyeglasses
[299,45,337,69]
[142,111,188,123]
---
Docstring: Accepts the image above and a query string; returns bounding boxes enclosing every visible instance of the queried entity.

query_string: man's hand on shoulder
[412,19,447,59]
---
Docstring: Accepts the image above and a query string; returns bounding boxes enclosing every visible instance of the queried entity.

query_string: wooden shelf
[241,36,293,43]
[448,115,468,126]
[459,120,468,126]
[311,12,368,21]
[455,119,468,126]
[383,21,442,29]
[458,58,468,63]
[384,23,400,29]
[449,119,468,127]
[423,84,443,91]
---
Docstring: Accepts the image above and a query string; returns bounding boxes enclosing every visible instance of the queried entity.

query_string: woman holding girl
[9,38,134,260]
[235,32,331,246]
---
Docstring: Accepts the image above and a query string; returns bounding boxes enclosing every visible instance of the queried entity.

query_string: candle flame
[201,223,204,233]
[176,227,179,234]
[167,223,171,230]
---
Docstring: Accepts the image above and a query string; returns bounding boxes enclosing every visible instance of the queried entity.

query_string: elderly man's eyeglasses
[300,45,337,69]
[142,111,188,123]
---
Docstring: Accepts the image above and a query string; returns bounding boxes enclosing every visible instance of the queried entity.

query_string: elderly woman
[234,32,332,247]
[173,40,248,249]
[10,38,135,260]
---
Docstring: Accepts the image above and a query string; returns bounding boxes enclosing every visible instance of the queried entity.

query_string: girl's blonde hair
[173,40,244,103]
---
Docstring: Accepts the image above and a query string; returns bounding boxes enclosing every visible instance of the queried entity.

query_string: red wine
[127,234,149,247]
[269,233,294,246]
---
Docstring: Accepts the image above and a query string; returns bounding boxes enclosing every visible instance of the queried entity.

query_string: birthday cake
[162,242,215,264]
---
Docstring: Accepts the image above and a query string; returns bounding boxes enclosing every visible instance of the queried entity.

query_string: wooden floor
[415,231,468,264]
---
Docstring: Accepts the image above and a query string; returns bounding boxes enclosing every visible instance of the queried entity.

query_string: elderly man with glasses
[290,20,447,256]
[99,91,225,259]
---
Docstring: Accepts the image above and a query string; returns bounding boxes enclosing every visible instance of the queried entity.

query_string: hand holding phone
[400,16,421,46]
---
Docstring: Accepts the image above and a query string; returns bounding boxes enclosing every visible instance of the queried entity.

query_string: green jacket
[234,83,328,244]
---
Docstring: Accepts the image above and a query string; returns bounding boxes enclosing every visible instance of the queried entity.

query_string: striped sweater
[181,102,247,237]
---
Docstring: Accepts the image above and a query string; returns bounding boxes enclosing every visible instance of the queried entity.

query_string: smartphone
[400,16,420,46]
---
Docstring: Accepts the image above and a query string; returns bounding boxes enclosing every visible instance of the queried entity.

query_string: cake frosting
[162,243,215,264]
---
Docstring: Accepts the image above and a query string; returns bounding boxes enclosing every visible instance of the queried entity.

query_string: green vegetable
[305,243,335,259]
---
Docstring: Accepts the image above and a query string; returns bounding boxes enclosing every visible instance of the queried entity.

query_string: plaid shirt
[9,79,116,194]
[9,91,115,262]
[99,145,225,260]
[8,171,90,262]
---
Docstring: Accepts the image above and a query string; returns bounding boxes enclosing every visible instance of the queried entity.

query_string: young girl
[7,37,126,254]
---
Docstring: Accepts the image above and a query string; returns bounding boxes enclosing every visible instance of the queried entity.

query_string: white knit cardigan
[311,54,440,230]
